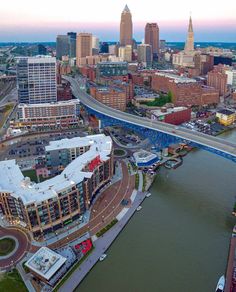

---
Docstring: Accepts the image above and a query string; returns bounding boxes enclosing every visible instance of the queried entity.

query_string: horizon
[0,0,236,43]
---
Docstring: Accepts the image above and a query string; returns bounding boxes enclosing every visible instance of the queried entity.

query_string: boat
[146,193,151,198]
[99,254,107,261]
[136,206,142,211]
[215,275,225,292]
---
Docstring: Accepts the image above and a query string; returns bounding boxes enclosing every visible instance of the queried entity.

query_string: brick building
[57,80,73,101]
[151,72,219,106]
[207,65,228,96]
[148,106,191,125]
[90,85,127,111]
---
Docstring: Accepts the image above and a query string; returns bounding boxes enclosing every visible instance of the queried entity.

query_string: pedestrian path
[58,190,147,292]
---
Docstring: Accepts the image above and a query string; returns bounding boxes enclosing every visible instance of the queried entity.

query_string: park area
[0,269,27,292]
[0,237,16,256]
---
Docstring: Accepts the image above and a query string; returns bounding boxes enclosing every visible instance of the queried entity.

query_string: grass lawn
[96,218,118,237]
[0,238,16,256]
[0,269,27,292]
[114,149,126,156]
[22,169,38,183]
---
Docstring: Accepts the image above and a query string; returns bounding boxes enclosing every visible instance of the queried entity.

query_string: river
[77,130,236,292]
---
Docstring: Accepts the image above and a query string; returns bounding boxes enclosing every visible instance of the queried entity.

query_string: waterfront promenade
[58,188,147,292]
[225,234,236,292]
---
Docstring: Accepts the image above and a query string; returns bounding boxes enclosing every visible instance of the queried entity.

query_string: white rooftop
[25,247,67,280]
[151,107,188,117]
[155,72,196,83]
[133,150,158,165]
[0,134,112,205]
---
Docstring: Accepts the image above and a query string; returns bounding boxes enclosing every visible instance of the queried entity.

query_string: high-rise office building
[16,56,57,104]
[92,36,100,50]
[184,16,194,52]
[100,42,109,53]
[145,23,160,58]
[76,33,92,65]
[137,44,153,67]
[120,5,133,46]
[67,32,76,58]
[56,35,69,60]
[119,45,132,62]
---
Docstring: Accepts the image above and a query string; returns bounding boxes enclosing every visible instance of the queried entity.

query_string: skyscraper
[67,32,77,58]
[56,35,69,60]
[120,5,133,47]
[184,16,194,52]
[137,44,153,67]
[145,23,160,58]
[76,33,92,65]
[16,56,57,104]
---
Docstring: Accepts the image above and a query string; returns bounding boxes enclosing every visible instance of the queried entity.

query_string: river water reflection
[77,130,236,292]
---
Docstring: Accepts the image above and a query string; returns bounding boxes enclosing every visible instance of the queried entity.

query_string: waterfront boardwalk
[225,234,236,292]
[58,190,147,292]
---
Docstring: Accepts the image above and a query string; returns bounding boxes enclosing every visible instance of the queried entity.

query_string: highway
[65,76,236,159]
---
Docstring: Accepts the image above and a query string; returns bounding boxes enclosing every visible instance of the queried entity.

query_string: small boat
[215,275,225,292]
[136,206,142,211]
[99,254,107,261]
[146,193,151,198]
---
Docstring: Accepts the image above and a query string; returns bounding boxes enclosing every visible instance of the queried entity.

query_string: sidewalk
[58,190,147,292]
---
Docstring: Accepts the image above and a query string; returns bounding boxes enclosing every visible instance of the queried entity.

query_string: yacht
[136,206,142,211]
[99,254,107,261]
[146,193,151,198]
[215,275,225,292]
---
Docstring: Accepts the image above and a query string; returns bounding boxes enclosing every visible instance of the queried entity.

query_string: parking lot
[0,129,88,161]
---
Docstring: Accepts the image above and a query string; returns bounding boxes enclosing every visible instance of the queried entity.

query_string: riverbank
[77,130,236,292]
[58,188,147,292]
[225,226,236,292]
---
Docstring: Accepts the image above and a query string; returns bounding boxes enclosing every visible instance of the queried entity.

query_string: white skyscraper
[92,36,100,50]
[17,56,57,104]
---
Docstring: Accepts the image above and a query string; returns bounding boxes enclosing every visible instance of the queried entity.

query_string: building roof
[133,150,159,166]
[18,99,79,108]
[151,107,188,117]
[155,72,196,83]
[0,134,112,205]
[123,4,130,13]
[25,247,67,280]
[217,109,235,116]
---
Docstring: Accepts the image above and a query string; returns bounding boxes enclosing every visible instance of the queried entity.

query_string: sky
[0,0,236,42]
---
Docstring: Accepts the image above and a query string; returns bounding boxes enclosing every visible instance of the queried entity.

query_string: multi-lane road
[65,76,236,160]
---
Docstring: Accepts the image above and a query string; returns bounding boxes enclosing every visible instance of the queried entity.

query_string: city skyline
[0,0,236,42]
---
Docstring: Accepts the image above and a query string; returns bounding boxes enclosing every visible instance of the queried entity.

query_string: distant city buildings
[118,45,132,62]
[151,72,220,106]
[137,44,153,67]
[207,65,228,96]
[120,5,133,47]
[96,61,128,79]
[76,33,93,65]
[16,56,57,104]
[184,16,194,52]
[145,23,160,58]
[172,17,196,68]
[56,35,69,60]
[67,32,77,58]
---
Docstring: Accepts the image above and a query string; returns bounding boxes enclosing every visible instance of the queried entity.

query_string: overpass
[65,76,236,162]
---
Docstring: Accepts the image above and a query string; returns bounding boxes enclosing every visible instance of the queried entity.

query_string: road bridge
[65,76,236,162]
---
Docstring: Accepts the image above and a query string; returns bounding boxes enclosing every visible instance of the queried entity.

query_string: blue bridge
[66,77,236,163]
